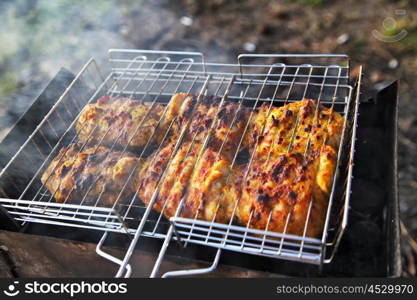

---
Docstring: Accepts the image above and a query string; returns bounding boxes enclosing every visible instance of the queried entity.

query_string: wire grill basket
[0,49,360,277]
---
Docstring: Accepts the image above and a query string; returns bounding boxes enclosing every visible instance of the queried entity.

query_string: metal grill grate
[0,49,360,277]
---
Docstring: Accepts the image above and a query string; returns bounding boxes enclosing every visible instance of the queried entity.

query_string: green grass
[0,71,18,100]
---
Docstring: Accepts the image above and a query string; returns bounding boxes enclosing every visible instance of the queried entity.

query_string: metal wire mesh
[0,49,359,270]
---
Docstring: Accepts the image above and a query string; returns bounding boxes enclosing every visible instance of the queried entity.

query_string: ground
[0,0,416,275]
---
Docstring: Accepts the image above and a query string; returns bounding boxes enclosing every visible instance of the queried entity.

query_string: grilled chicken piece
[41,143,143,207]
[138,141,201,218]
[76,96,170,149]
[75,93,249,153]
[170,94,249,155]
[63,93,342,238]
[231,99,343,237]
[248,99,343,161]
[137,141,234,223]
[234,145,336,237]
[181,147,232,223]
[137,93,250,222]
[137,98,342,237]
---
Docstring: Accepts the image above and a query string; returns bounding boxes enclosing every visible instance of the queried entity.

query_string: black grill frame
[0,68,401,277]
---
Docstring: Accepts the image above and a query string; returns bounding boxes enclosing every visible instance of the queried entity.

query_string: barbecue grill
[0,49,399,278]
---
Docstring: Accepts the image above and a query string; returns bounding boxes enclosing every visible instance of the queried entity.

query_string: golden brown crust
[54,94,343,238]
[76,94,249,152]
[228,98,343,237]
[41,143,143,207]
[75,96,168,149]
[137,141,234,223]
[181,148,231,222]
[234,145,336,237]
[136,97,342,237]
[137,141,200,217]
[173,95,250,156]
[236,153,314,235]
[249,99,343,161]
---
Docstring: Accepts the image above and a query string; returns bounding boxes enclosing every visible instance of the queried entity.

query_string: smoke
[0,0,237,269]
[0,0,237,143]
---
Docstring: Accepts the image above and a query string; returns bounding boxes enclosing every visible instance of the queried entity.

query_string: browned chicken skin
[248,99,343,161]
[229,99,343,237]
[233,145,337,237]
[137,141,198,217]
[41,143,143,207]
[76,96,172,149]
[138,141,239,223]
[138,97,343,238]
[44,93,343,238]
[137,93,251,223]
[168,93,250,155]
